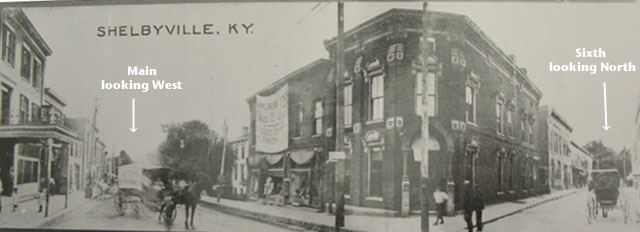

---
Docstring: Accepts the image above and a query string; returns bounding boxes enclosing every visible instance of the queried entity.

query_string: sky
[13,2,640,163]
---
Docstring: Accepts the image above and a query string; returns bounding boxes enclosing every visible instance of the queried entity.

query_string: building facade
[570,141,592,188]
[323,9,544,212]
[537,106,573,191]
[230,127,249,199]
[246,59,334,208]
[0,8,77,198]
[69,114,107,189]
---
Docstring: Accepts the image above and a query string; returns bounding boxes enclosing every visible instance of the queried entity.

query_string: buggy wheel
[163,202,177,225]
[113,194,125,216]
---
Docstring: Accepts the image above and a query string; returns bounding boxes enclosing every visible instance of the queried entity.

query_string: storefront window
[17,159,38,184]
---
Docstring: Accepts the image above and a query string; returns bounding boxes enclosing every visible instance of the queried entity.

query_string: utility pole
[420,1,431,232]
[334,1,346,231]
[218,119,228,202]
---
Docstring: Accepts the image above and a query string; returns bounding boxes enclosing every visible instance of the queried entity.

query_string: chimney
[520,68,527,75]
[242,126,249,136]
[508,54,516,64]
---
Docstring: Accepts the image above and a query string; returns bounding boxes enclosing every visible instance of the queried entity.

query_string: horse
[160,182,204,229]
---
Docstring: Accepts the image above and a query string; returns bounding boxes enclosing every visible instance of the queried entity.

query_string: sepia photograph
[0,0,639,231]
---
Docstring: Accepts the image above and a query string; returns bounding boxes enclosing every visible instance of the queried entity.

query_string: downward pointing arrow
[602,82,610,131]
[129,98,137,133]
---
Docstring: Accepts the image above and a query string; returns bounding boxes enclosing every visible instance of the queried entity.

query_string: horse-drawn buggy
[114,164,177,224]
[114,164,205,229]
[586,169,631,224]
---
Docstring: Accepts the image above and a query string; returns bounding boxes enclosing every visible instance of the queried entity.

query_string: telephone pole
[420,1,431,232]
[334,1,346,231]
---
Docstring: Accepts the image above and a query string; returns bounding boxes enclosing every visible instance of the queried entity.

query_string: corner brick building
[248,9,547,214]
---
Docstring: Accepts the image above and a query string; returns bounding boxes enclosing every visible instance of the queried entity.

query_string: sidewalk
[200,189,580,232]
[0,191,97,229]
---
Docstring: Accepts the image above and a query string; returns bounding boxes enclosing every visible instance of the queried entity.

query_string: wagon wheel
[163,202,177,225]
[113,193,126,216]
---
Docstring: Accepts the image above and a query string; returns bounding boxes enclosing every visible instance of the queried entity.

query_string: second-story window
[465,85,477,124]
[31,103,39,122]
[506,108,514,137]
[369,74,384,121]
[241,145,245,159]
[521,117,526,142]
[21,46,32,82]
[313,100,323,135]
[344,84,352,127]
[32,58,42,89]
[20,95,29,123]
[2,24,16,66]
[294,102,303,137]
[528,122,533,144]
[496,100,504,135]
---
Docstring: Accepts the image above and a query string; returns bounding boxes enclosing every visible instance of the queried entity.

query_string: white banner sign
[256,85,289,153]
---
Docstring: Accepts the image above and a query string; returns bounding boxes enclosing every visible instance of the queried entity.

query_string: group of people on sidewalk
[1,166,56,215]
[432,181,484,232]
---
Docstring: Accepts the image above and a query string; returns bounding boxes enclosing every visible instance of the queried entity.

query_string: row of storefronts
[229,8,595,215]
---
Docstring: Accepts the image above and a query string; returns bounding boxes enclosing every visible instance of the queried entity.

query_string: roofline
[245,58,330,102]
[543,105,572,132]
[7,8,53,56]
[44,87,66,107]
[324,8,542,99]
[570,141,592,158]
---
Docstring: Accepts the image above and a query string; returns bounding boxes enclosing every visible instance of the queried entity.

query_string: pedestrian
[38,177,47,213]
[433,186,449,225]
[49,177,56,197]
[11,188,18,212]
[463,182,484,232]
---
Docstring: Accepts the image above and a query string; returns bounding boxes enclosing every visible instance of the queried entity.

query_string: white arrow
[602,82,610,131]
[129,98,138,133]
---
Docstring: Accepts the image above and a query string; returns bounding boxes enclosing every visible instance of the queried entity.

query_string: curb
[481,190,579,226]
[200,190,579,232]
[199,200,367,232]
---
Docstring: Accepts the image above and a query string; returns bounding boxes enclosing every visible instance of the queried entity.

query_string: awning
[290,149,315,165]
[265,153,284,165]
[412,137,441,162]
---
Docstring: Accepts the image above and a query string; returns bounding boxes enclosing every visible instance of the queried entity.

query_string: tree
[117,150,134,167]
[157,120,234,191]
[583,140,617,170]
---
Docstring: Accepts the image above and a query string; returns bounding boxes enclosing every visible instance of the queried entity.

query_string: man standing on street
[463,182,484,232]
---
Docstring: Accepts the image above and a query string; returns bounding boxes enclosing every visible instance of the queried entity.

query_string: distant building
[537,106,573,191]
[0,8,77,198]
[68,112,107,188]
[230,127,249,199]
[570,141,592,188]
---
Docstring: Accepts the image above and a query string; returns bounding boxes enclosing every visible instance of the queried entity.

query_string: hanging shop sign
[256,84,289,153]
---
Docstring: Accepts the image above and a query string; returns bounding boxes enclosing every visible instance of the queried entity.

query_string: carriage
[586,169,631,224]
[113,164,177,224]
